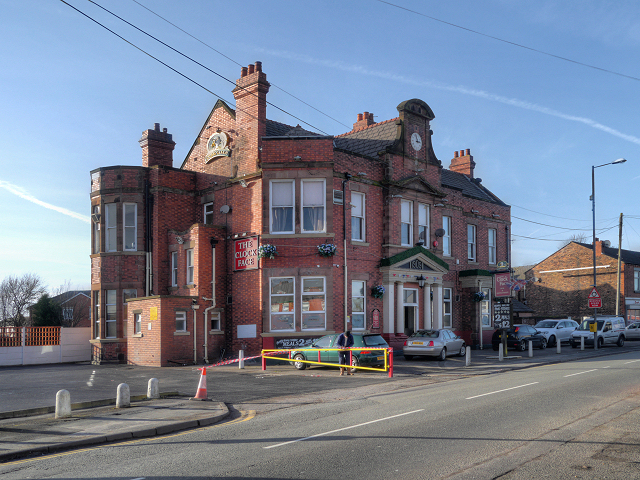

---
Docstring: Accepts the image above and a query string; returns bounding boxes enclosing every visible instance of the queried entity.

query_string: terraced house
[89,62,511,366]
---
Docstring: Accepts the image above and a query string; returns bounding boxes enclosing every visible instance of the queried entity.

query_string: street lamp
[591,158,626,349]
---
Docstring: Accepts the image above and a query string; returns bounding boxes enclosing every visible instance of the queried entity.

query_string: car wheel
[519,340,527,352]
[404,354,413,360]
[617,336,624,347]
[492,345,499,351]
[539,338,547,350]
[458,344,466,356]
[548,335,556,347]
[597,337,604,349]
[350,356,360,374]
[438,348,446,361]
[293,354,307,370]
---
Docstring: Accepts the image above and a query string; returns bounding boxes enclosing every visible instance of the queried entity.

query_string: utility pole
[616,213,623,316]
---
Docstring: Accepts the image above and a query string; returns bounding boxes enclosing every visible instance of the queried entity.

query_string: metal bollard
[581,336,585,350]
[556,340,561,354]
[239,349,245,369]
[116,383,130,408]
[499,343,504,361]
[147,378,159,399]
[465,345,471,366]
[55,389,71,419]
[528,340,533,357]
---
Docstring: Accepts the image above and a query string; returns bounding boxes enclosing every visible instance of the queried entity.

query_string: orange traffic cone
[190,367,209,401]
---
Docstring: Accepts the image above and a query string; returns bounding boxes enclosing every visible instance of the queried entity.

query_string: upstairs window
[635,269,640,292]
[418,203,429,246]
[467,224,477,261]
[123,203,137,251]
[401,200,413,246]
[186,249,194,284]
[105,204,117,252]
[171,252,178,287]
[270,180,294,234]
[301,179,326,233]
[92,205,100,254]
[204,203,214,225]
[351,192,365,241]
[442,216,452,256]
[488,228,497,265]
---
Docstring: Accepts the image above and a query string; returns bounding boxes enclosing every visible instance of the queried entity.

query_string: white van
[570,316,626,348]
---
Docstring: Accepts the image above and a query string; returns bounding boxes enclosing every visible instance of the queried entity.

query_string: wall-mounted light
[239,179,248,188]
[416,275,426,289]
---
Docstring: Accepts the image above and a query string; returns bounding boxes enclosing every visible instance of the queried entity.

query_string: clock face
[411,132,422,151]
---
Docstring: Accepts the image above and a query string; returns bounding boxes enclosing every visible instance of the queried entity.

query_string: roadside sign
[588,287,602,309]
[493,302,512,329]
[495,272,512,297]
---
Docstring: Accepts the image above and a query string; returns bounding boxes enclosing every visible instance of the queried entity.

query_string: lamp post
[591,158,627,349]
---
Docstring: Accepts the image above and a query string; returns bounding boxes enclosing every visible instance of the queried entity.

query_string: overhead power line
[377,0,640,83]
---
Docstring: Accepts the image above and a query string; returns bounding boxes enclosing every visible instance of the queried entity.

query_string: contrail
[0,180,90,223]
[257,49,640,145]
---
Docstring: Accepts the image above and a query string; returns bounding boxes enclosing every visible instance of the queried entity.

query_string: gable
[380,245,449,272]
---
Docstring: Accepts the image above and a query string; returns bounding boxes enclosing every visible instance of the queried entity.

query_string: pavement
[2,341,639,464]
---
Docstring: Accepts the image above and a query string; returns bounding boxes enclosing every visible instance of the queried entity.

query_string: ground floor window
[176,311,187,332]
[93,291,100,339]
[481,288,492,328]
[443,288,452,328]
[105,290,117,338]
[301,277,326,330]
[134,313,141,334]
[352,280,366,330]
[210,312,221,331]
[270,277,295,331]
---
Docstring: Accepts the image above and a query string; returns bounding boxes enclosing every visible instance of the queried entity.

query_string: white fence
[0,327,91,366]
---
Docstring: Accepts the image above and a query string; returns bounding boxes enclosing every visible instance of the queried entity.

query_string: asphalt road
[2,350,640,479]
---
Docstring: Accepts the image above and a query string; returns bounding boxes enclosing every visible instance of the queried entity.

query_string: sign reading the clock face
[411,132,422,151]
[205,131,231,163]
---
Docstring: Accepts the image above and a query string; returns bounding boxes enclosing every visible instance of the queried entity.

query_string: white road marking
[465,382,539,400]
[564,369,598,377]
[86,370,96,387]
[264,409,424,449]
[624,359,640,364]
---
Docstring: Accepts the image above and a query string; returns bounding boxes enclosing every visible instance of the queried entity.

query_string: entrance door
[403,288,418,336]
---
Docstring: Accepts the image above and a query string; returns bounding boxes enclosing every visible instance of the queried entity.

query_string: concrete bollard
[528,340,533,357]
[465,345,470,366]
[55,389,71,419]
[581,336,585,350]
[499,343,504,361]
[147,378,159,399]
[556,340,561,354]
[116,383,130,408]
[239,349,245,369]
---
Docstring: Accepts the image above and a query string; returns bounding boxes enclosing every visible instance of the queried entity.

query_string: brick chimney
[449,148,475,178]
[595,239,606,256]
[232,61,270,176]
[139,123,175,168]
[352,112,375,130]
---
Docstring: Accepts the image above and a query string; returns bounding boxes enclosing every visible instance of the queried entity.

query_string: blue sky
[1,0,638,292]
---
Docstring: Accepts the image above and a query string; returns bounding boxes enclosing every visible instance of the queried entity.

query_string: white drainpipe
[192,304,200,364]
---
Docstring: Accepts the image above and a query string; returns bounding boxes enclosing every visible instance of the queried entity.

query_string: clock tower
[396,99,440,167]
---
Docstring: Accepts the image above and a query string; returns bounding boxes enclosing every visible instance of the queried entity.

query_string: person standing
[336,330,354,375]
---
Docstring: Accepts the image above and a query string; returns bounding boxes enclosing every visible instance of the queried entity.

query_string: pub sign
[234,236,258,271]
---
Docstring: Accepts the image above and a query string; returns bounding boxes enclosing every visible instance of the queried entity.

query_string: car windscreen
[411,331,439,338]
[536,321,558,328]
[363,335,388,346]
[578,320,604,331]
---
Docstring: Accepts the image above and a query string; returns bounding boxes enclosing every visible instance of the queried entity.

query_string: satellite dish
[434,228,445,238]
[603,240,611,248]
[220,205,230,214]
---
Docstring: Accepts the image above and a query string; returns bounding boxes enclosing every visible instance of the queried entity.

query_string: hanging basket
[371,285,385,299]
[258,244,277,260]
[317,243,337,257]
[473,291,486,302]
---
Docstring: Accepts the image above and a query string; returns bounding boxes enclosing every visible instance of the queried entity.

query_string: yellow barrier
[261,347,394,377]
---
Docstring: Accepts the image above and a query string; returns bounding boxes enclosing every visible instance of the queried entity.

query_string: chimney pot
[460,150,465,157]
[248,64,255,74]
[466,148,470,155]
[364,111,369,119]
[255,61,262,72]
[454,151,458,158]
[241,67,247,77]
[163,128,167,133]
[154,123,160,131]
[357,113,363,121]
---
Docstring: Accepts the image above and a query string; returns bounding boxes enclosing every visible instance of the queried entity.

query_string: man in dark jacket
[336,330,354,375]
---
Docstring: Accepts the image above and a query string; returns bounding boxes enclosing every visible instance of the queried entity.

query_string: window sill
[174,331,190,336]
[209,330,224,335]
[263,233,335,239]
[133,333,143,338]
[351,240,370,246]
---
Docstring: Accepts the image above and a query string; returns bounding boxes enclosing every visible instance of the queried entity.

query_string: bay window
[301,277,326,330]
[270,277,295,331]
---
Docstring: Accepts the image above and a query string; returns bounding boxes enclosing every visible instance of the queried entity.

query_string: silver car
[625,321,640,340]
[534,319,579,347]
[403,329,466,361]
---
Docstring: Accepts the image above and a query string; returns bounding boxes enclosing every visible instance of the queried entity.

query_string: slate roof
[576,242,640,266]
[265,120,322,138]
[513,298,534,313]
[333,118,399,159]
[441,169,507,206]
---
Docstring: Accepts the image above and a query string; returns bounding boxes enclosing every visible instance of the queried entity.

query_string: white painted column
[382,281,395,334]
[396,282,404,335]
[433,284,443,329]
[423,284,432,330]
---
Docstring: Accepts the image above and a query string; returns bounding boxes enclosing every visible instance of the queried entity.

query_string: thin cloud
[258,49,640,145]
[0,180,90,223]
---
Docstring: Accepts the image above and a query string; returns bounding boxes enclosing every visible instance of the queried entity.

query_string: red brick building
[524,240,640,322]
[89,63,511,366]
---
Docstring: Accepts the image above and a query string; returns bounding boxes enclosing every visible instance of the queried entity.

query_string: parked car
[625,321,640,340]
[290,333,389,372]
[491,324,547,352]
[403,329,466,361]
[571,316,626,348]
[534,319,579,346]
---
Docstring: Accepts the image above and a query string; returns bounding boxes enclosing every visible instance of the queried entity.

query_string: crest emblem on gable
[205,131,231,163]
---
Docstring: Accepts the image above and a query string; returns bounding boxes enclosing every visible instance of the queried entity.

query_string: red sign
[234,236,258,271]
[588,287,602,309]
[495,272,512,297]
[372,309,380,329]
